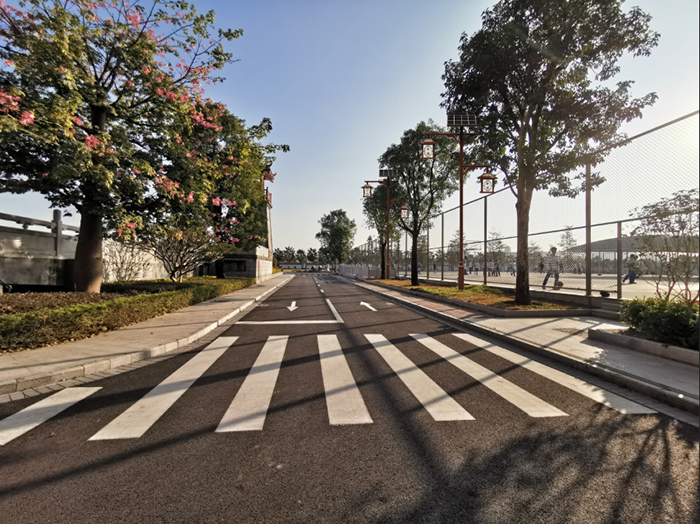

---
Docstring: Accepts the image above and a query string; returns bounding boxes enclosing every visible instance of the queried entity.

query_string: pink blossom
[42,173,48,177]
[117,228,123,234]
[186,152,191,157]
[4,60,14,67]
[73,116,83,126]
[85,135,100,149]
[134,170,141,174]
[143,67,151,74]
[58,66,66,72]
[212,197,221,206]
[18,111,34,125]
[126,222,135,229]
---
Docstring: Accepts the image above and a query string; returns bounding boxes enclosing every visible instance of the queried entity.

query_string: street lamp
[361,171,405,280]
[477,170,497,193]
[422,113,489,289]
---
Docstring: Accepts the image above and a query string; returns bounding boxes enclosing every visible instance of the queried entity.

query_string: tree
[0,0,242,291]
[295,249,307,266]
[559,225,579,272]
[442,0,658,303]
[362,183,401,279]
[281,246,296,263]
[379,121,458,285]
[315,209,356,266]
[140,223,227,282]
[528,241,544,272]
[306,247,318,264]
[630,189,699,305]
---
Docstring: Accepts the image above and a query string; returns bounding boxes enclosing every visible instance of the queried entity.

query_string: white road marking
[237,299,344,325]
[364,334,474,421]
[360,302,377,311]
[0,387,101,446]
[216,335,288,432]
[287,301,298,311]
[326,299,344,323]
[90,337,237,440]
[412,334,567,417]
[318,335,372,425]
[452,333,656,414]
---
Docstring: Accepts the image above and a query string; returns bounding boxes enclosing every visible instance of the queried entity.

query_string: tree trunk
[411,230,419,286]
[515,184,534,305]
[379,240,386,279]
[74,212,104,292]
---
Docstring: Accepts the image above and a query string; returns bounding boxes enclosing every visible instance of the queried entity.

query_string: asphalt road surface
[0,275,697,523]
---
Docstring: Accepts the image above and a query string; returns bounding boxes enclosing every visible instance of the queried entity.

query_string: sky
[1,0,698,254]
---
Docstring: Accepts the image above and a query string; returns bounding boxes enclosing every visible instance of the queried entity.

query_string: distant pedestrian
[494,262,501,277]
[622,254,638,284]
[542,247,562,288]
[539,259,545,273]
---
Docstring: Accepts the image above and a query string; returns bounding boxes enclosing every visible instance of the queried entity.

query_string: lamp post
[362,169,406,280]
[421,114,490,290]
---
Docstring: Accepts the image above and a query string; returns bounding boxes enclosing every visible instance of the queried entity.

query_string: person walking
[622,254,639,284]
[542,247,562,289]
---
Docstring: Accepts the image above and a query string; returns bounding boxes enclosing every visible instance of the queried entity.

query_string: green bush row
[620,298,699,351]
[0,277,256,352]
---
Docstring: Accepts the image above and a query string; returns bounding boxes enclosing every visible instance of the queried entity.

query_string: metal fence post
[617,221,623,299]
[441,213,445,282]
[53,209,62,257]
[426,225,430,280]
[483,196,488,286]
[585,163,592,296]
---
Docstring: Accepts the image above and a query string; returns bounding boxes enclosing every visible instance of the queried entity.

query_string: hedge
[0,277,255,352]
[619,297,699,351]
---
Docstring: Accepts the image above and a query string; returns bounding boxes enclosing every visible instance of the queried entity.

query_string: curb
[0,274,293,396]
[342,277,699,415]
[588,329,699,367]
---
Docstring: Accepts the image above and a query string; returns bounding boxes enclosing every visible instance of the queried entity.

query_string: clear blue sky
[1,0,698,253]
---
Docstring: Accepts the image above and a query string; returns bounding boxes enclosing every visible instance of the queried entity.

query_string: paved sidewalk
[0,273,294,401]
[349,278,699,415]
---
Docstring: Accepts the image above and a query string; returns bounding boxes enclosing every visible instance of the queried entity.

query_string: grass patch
[375,279,578,310]
[0,277,255,353]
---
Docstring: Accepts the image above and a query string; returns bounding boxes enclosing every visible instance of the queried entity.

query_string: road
[0,275,697,523]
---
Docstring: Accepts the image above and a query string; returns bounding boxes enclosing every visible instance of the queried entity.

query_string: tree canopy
[442,0,658,303]
[0,0,286,291]
[315,209,356,266]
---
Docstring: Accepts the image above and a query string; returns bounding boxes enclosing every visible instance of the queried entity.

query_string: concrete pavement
[1,271,697,418]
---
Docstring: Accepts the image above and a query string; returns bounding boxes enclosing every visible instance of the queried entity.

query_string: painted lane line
[321,290,325,293]
[287,301,298,312]
[411,334,567,418]
[360,302,377,311]
[90,337,237,440]
[237,320,342,325]
[452,333,656,414]
[217,335,288,432]
[326,299,344,323]
[318,335,373,425]
[0,387,101,446]
[364,334,474,421]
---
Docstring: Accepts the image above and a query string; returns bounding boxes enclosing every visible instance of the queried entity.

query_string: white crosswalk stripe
[216,335,288,432]
[411,334,568,418]
[318,335,372,425]
[90,337,237,440]
[0,387,101,446]
[452,333,656,415]
[365,334,475,421]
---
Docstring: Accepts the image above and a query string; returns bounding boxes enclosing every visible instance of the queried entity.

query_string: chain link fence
[344,112,699,299]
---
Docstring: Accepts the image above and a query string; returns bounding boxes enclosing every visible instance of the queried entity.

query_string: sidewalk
[0,273,293,402]
[348,278,699,415]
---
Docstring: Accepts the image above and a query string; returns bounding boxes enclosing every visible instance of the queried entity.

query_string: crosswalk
[0,332,656,445]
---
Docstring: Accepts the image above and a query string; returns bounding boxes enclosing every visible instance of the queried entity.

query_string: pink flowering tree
[0,0,242,292]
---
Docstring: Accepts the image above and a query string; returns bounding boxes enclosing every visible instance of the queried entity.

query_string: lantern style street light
[477,170,497,193]
[362,171,406,280]
[421,114,490,289]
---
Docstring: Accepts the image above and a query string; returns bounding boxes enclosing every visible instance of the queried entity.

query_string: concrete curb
[365,280,592,318]
[342,277,699,415]
[0,273,293,396]
[588,329,699,367]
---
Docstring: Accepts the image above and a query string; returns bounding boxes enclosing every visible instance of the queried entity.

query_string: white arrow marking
[287,301,299,311]
[360,302,377,311]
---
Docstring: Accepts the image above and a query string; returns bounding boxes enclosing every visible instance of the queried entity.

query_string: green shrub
[620,297,699,351]
[0,277,256,351]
